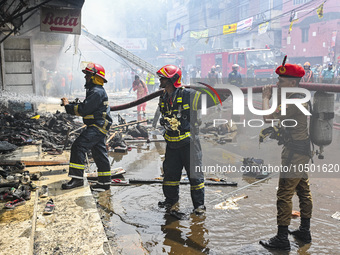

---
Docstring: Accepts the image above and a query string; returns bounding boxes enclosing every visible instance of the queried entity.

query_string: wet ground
[93,90,340,255]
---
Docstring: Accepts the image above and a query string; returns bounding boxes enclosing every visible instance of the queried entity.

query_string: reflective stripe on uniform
[177,97,182,103]
[74,105,80,116]
[70,163,85,170]
[192,91,201,110]
[90,124,109,134]
[183,104,190,110]
[164,131,190,142]
[84,115,94,119]
[98,171,111,176]
[163,181,180,186]
[191,182,205,190]
[102,112,109,130]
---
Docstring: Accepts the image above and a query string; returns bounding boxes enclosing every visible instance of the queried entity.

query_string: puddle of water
[94,131,340,254]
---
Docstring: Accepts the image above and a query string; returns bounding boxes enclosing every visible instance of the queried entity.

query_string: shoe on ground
[259,235,291,251]
[193,205,206,215]
[21,171,31,185]
[0,191,11,201]
[43,199,55,215]
[90,184,110,192]
[23,186,31,200]
[40,185,49,198]
[31,172,42,181]
[5,198,26,209]
[13,185,26,199]
[158,200,177,210]
[29,181,37,191]
[61,178,84,190]
[289,228,312,243]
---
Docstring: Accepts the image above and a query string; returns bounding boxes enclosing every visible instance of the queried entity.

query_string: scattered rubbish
[39,185,49,198]
[0,141,18,153]
[4,198,26,209]
[207,177,227,182]
[43,199,55,215]
[0,110,82,152]
[201,121,237,144]
[85,167,125,180]
[292,210,301,218]
[331,211,340,220]
[214,195,248,210]
[30,172,42,181]
[111,178,129,185]
[114,146,128,153]
[242,157,270,179]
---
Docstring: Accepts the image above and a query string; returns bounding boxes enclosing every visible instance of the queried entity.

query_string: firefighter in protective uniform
[228,64,242,87]
[260,61,313,251]
[156,64,227,214]
[61,63,112,191]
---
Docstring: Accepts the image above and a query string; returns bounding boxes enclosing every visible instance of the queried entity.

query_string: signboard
[223,23,237,35]
[237,17,253,34]
[113,38,147,51]
[40,7,81,35]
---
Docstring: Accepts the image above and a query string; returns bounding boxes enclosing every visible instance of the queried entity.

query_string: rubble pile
[0,110,83,153]
[200,121,237,144]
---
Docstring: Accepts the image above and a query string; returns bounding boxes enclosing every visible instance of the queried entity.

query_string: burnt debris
[0,110,83,153]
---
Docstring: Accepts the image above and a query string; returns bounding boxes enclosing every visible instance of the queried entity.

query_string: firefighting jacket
[65,83,112,134]
[159,87,225,148]
[228,70,242,86]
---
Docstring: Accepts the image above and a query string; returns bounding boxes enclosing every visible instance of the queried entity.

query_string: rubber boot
[158,200,178,210]
[259,226,291,251]
[289,217,311,243]
[61,178,84,190]
[90,184,110,192]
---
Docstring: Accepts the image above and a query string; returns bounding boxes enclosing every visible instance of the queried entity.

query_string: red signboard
[40,7,81,35]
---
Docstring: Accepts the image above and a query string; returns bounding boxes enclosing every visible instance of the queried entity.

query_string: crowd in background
[36,61,340,98]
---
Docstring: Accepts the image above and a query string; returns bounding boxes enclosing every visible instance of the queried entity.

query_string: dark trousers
[162,138,204,209]
[69,126,111,185]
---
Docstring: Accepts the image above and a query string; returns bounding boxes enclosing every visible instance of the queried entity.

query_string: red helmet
[82,63,107,83]
[157,64,182,88]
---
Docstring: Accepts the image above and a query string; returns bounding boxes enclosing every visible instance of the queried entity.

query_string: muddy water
[95,131,340,254]
[93,92,340,254]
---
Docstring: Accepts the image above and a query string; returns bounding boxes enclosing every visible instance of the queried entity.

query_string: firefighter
[146,73,155,94]
[156,64,227,214]
[228,64,242,87]
[207,65,218,87]
[61,63,112,191]
[301,62,314,83]
[260,61,313,251]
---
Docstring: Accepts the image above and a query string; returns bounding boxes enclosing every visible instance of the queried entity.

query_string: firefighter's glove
[259,126,274,143]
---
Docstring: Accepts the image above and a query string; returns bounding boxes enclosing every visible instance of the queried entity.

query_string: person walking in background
[132,75,148,115]
[39,61,48,96]
[145,73,156,94]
